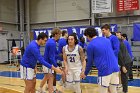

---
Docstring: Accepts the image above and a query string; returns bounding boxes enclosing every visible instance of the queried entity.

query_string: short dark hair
[37,32,48,40]
[66,33,79,45]
[62,30,67,36]
[111,32,116,36]
[84,27,97,38]
[122,33,128,41]
[116,31,121,33]
[101,24,110,30]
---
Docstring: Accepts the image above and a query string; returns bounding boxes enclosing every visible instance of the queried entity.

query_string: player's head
[84,27,97,41]
[80,36,85,43]
[121,33,128,41]
[101,24,111,37]
[67,34,78,46]
[116,31,122,39]
[51,28,62,41]
[62,30,68,38]
[37,32,48,45]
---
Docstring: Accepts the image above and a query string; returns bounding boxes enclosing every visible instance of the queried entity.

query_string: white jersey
[65,45,82,70]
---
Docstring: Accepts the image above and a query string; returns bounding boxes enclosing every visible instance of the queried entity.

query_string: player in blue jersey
[63,34,86,93]
[81,27,119,93]
[101,24,120,59]
[20,32,62,93]
[78,36,87,52]
[58,30,68,86]
[39,28,62,93]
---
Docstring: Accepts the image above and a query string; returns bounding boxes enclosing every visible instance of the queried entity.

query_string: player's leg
[98,74,111,93]
[24,79,33,93]
[65,70,74,90]
[48,74,54,93]
[98,85,108,93]
[109,72,119,93]
[73,70,81,93]
[39,66,54,93]
[20,66,36,93]
[31,77,36,93]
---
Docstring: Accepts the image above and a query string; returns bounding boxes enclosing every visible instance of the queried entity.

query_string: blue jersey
[44,38,58,67]
[78,42,87,49]
[58,38,67,61]
[107,35,120,58]
[20,40,52,69]
[85,37,119,76]
[123,40,133,59]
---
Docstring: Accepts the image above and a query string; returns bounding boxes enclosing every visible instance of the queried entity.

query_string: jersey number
[69,57,75,62]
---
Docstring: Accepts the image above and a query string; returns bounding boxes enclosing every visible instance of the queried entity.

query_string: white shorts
[66,69,81,83]
[20,65,36,80]
[42,65,54,74]
[98,72,119,87]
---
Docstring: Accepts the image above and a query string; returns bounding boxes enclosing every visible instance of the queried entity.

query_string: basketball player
[78,36,87,52]
[63,34,86,93]
[81,27,119,93]
[39,28,61,93]
[20,32,62,93]
[101,24,120,59]
[58,30,68,85]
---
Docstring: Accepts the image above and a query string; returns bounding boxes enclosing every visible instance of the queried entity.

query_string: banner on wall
[117,0,139,12]
[92,0,112,13]
[32,24,118,40]
[133,23,140,41]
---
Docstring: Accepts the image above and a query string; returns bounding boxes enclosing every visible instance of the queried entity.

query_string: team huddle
[20,24,133,93]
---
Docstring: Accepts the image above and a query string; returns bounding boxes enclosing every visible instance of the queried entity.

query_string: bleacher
[131,41,140,77]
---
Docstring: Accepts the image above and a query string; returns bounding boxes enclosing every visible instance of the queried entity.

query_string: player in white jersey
[63,34,86,93]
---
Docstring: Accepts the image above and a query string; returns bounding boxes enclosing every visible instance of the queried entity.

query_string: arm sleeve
[49,43,58,67]
[112,37,120,57]
[126,42,133,59]
[30,46,52,69]
[85,45,94,76]
[58,41,63,54]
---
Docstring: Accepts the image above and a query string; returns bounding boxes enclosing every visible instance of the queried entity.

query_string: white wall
[0,0,20,62]
[30,0,90,23]
[0,0,17,23]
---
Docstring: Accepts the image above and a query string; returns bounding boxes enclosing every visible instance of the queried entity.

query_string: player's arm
[49,43,58,67]
[85,45,94,76]
[62,46,68,74]
[31,46,62,74]
[31,46,52,69]
[112,36,120,57]
[126,42,133,59]
[79,46,86,73]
